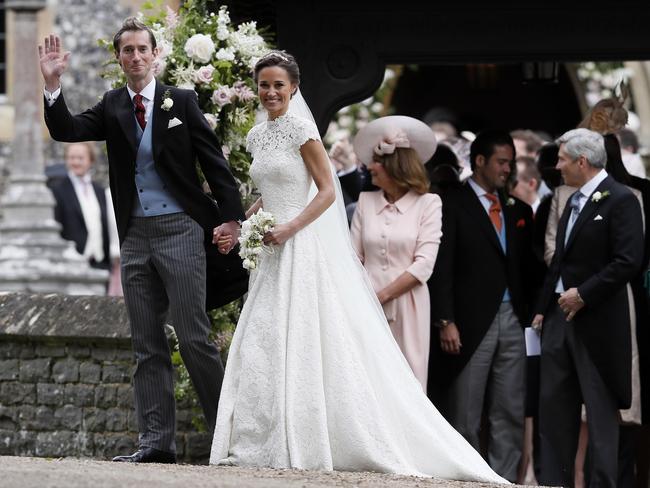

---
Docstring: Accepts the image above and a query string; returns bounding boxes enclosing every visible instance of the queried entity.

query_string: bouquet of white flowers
[238,209,276,270]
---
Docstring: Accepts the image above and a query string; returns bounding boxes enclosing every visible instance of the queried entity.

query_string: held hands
[262,222,296,246]
[38,34,70,91]
[212,220,240,255]
[440,322,462,355]
[558,287,584,322]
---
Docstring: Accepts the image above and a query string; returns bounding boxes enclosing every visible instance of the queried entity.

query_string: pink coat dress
[351,190,442,389]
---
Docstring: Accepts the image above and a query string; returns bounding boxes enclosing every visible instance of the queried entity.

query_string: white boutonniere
[591,190,610,203]
[161,89,173,111]
[506,197,515,207]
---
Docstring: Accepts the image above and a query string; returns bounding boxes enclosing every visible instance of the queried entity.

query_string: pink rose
[152,58,167,77]
[194,65,215,84]
[211,86,233,108]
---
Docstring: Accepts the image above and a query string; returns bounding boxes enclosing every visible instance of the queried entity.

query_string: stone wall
[0,293,212,462]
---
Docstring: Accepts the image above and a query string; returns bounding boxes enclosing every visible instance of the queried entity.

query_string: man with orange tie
[428,130,536,482]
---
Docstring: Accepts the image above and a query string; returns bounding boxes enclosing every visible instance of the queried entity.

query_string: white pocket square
[594,214,603,221]
[167,117,182,129]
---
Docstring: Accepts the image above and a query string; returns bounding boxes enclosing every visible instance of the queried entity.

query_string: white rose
[161,98,174,111]
[204,113,218,130]
[243,258,255,270]
[216,47,236,62]
[184,34,215,63]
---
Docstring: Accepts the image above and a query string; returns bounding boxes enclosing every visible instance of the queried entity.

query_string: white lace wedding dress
[209,112,507,483]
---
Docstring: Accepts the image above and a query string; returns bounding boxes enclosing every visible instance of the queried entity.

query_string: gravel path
[0,456,538,488]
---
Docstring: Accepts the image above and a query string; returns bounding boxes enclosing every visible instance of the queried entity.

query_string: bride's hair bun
[253,50,300,85]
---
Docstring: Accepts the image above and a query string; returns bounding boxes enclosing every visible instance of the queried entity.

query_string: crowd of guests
[46,95,649,486]
[331,99,649,488]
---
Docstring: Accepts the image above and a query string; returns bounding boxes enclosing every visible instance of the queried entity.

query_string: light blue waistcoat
[132,108,183,217]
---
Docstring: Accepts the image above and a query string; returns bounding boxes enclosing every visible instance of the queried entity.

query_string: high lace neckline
[266,111,292,127]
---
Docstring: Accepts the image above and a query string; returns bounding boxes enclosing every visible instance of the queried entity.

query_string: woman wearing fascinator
[349,116,442,391]
[209,50,507,484]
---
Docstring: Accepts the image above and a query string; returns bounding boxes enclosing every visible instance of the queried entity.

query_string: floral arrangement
[238,209,276,270]
[575,62,633,109]
[101,0,271,193]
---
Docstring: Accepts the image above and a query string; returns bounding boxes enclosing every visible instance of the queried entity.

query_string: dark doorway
[391,64,581,138]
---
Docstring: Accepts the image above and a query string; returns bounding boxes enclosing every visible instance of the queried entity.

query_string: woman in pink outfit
[350,116,442,390]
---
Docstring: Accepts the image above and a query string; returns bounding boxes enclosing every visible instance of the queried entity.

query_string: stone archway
[270,1,650,134]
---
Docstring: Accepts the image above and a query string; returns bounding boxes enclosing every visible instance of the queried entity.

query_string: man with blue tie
[533,128,644,488]
[39,18,246,463]
[429,130,536,481]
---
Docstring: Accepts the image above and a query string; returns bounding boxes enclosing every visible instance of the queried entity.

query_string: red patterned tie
[133,94,146,130]
[484,193,503,233]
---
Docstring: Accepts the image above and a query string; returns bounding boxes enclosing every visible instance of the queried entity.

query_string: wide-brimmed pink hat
[353,115,437,165]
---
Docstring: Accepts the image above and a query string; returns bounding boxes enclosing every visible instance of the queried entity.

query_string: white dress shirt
[68,171,104,263]
[556,169,608,292]
[126,78,156,124]
[468,177,503,222]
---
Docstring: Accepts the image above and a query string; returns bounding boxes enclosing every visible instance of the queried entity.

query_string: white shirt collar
[579,168,608,200]
[468,176,499,200]
[468,177,487,197]
[68,170,92,186]
[127,77,156,102]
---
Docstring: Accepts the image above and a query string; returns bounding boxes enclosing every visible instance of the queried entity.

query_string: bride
[209,50,507,484]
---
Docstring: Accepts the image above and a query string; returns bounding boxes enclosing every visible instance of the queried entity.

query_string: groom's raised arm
[39,34,107,142]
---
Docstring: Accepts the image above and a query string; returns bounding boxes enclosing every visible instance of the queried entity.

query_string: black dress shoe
[112,447,176,464]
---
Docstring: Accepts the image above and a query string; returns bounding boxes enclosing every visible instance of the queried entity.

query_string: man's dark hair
[617,128,640,153]
[469,130,515,170]
[113,17,157,53]
[253,51,300,85]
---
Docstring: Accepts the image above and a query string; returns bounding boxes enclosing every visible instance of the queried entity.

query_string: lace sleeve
[246,124,260,156]
[291,116,321,148]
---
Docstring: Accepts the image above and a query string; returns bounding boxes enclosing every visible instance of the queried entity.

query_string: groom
[39,18,245,463]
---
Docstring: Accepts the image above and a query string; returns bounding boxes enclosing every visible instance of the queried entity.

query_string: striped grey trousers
[121,213,224,453]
